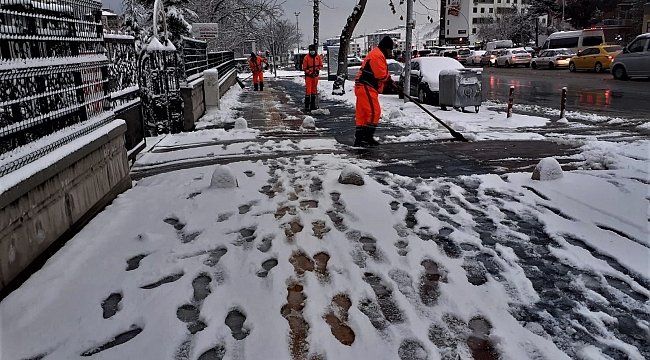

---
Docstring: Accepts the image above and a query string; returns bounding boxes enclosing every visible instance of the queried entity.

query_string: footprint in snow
[323,294,355,346]
[256,258,279,278]
[225,309,250,340]
[101,292,122,319]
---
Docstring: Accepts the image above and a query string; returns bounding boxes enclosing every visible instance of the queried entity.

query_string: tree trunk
[313,0,319,45]
[332,0,367,95]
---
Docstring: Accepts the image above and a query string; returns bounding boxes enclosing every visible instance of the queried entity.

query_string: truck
[486,40,514,51]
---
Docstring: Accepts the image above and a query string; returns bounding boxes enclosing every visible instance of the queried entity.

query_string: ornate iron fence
[0,0,111,158]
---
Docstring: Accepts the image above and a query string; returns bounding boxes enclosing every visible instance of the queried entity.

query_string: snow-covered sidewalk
[1,80,649,360]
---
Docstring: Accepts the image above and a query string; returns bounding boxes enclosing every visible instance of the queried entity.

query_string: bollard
[560,86,566,119]
[506,86,515,118]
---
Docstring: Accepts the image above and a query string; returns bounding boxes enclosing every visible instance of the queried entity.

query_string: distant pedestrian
[354,36,401,147]
[248,52,268,91]
[302,44,323,111]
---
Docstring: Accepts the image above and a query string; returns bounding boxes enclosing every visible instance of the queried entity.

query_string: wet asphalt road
[474,66,649,119]
[348,64,650,119]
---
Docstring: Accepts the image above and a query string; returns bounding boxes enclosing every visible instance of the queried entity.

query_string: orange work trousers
[355,83,381,127]
[305,76,319,95]
[252,71,264,84]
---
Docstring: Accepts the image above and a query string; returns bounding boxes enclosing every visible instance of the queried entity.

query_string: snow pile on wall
[532,157,563,181]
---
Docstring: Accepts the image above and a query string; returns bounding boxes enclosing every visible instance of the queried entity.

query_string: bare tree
[331,0,367,95]
[258,18,301,65]
[187,0,283,51]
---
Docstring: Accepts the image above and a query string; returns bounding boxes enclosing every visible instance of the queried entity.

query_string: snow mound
[311,108,330,115]
[532,157,563,181]
[338,165,365,186]
[301,116,316,130]
[557,117,569,124]
[234,117,248,130]
[210,165,238,188]
[389,109,404,119]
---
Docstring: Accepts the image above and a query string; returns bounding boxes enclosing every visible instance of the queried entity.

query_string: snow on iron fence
[182,36,208,82]
[0,0,115,174]
[208,51,235,76]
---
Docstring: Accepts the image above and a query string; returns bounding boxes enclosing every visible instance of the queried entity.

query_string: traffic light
[265,50,270,57]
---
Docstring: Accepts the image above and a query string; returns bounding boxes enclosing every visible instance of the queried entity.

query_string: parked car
[481,50,499,66]
[347,56,363,67]
[442,50,459,61]
[457,48,472,64]
[397,57,464,105]
[611,32,650,80]
[495,48,532,67]
[382,59,405,94]
[531,49,575,69]
[467,50,486,66]
[569,44,623,73]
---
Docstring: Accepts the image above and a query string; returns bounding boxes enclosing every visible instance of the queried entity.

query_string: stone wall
[0,123,131,292]
[180,69,238,131]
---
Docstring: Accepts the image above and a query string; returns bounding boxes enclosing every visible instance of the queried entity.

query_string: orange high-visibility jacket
[302,54,323,76]
[248,56,266,73]
[355,47,392,93]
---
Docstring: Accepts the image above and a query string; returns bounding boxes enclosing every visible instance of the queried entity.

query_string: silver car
[611,33,650,80]
[495,48,532,68]
[531,49,575,69]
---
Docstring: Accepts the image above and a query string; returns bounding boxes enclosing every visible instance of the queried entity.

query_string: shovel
[236,73,253,89]
[400,91,469,142]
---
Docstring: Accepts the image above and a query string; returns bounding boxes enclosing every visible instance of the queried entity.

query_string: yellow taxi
[569,44,623,73]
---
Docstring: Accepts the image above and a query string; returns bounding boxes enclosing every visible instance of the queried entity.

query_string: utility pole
[294,12,300,52]
[313,0,319,45]
[404,0,413,103]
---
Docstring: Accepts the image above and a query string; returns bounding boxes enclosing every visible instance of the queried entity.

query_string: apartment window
[489,8,493,13]
[498,0,501,3]
[472,28,477,34]
[447,20,450,26]
[473,7,477,13]
[514,0,517,3]
[481,8,485,13]
[447,29,450,35]
[506,0,510,3]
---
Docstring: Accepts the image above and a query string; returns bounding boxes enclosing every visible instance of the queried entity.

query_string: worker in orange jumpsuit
[302,44,323,111]
[354,36,401,146]
[248,52,268,91]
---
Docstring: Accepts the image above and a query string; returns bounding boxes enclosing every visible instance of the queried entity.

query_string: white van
[540,29,605,54]
[486,40,513,51]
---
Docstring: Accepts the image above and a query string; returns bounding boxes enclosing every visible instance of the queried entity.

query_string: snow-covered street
[1,75,649,360]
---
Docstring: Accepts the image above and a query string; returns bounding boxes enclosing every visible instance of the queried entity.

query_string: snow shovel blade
[235,77,245,89]
[401,92,469,142]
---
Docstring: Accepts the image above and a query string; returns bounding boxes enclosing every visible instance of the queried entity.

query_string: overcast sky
[102,0,442,43]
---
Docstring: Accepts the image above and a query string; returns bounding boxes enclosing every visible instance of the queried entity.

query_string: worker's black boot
[259,82,264,91]
[366,125,380,146]
[353,127,368,147]
[253,83,258,91]
[310,95,318,110]
[304,96,310,111]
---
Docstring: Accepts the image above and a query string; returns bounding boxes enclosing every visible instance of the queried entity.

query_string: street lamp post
[294,12,300,52]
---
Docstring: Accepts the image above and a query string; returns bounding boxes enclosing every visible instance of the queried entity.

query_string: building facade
[442,0,534,45]
[101,9,121,32]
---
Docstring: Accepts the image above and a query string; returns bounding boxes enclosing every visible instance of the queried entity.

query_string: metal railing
[182,36,208,81]
[209,51,236,78]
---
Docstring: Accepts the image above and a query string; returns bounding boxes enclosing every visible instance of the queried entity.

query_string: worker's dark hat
[379,36,395,50]
[308,44,316,51]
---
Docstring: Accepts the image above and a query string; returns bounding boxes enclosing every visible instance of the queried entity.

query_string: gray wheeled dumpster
[439,68,482,113]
